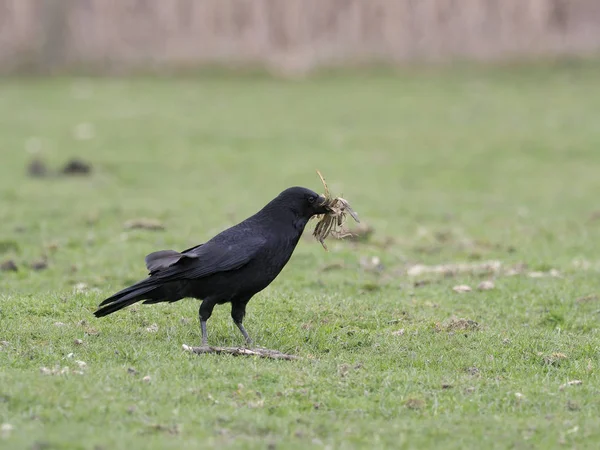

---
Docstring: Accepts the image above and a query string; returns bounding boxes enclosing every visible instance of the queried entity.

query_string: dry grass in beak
[312,170,360,250]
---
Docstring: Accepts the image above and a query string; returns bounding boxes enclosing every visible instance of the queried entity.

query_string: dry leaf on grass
[405,261,536,279]
[452,285,472,293]
[504,263,528,276]
[407,260,502,277]
[559,380,582,391]
[477,280,495,291]
[528,269,561,278]
[40,366,83,376]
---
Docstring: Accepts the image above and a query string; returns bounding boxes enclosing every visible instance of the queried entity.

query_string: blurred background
[2,0,600,292]
[2,0,600,74]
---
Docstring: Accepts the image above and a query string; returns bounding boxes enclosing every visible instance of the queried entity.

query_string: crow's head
[275,186,329,218]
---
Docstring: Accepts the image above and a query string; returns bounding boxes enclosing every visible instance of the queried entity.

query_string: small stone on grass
[452,285,472,293]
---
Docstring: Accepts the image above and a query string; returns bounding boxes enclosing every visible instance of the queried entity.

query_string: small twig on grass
[182,344,300,360]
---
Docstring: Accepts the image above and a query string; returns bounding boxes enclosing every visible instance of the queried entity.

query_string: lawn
[1,65,600,449]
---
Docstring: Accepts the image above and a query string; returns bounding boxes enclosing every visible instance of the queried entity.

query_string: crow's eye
[308,196,316,204]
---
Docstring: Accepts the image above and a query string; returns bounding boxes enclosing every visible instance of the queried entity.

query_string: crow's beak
[314,195,329,215]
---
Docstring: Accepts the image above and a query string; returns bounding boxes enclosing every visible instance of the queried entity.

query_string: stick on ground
[182,344,300,360]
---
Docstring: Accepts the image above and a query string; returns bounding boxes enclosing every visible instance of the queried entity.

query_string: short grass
[1,64,600,449]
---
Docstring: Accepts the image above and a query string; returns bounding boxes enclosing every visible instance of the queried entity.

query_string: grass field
[1,64,600,449]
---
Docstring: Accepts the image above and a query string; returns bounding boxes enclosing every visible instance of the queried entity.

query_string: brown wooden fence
[1,0,599,75]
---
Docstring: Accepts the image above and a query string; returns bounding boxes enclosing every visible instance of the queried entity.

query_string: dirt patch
[30,258,48,271]
[0,259,18,272]
[437,317,480,332]
[124,218,165,231]
[60,158,92,175]
[542,352,568,367]
[27,158,49,177]
[404,398,426,410]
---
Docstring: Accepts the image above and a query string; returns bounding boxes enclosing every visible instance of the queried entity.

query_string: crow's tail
[94,278,159,318]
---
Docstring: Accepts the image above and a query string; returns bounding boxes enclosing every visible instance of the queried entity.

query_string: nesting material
[312,170,360,250]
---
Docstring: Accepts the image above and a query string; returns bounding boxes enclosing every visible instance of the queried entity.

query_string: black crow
[94,186,329,346]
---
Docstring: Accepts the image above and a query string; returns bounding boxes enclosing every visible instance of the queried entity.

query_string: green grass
[1,64,600,449]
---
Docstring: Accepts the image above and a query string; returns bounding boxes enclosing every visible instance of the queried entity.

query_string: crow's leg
[199,300,216,347]
[231,301,252,346]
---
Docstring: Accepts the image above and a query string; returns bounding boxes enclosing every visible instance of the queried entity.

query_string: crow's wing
[144,236,266,280]
[145,250,186,273]
[144,242,206,273]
